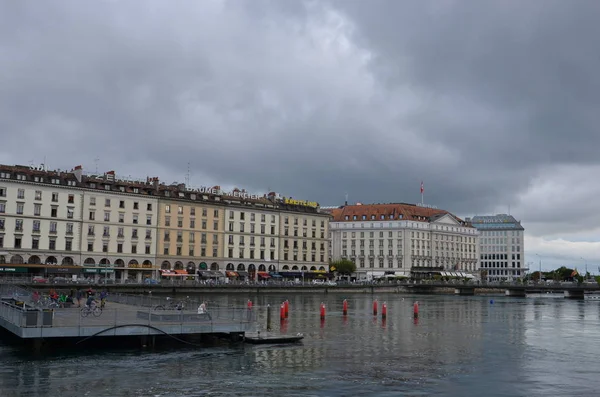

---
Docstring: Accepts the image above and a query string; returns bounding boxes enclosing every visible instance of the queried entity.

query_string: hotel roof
[469,214,524,230]
[330,202,470,225]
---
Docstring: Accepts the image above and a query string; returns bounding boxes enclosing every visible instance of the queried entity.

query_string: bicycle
[153,296,189,311]
[81,301,102,317]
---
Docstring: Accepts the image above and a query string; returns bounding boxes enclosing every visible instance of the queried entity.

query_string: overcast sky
[1,0,598,272]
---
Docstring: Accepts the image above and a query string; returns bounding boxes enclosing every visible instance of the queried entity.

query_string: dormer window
[164,191,171,197]
[16,174,26,181]
[0,172,10,178]
[370,215,375,220]
[190,194,196,200]
[67,180,76,186]
[51,178,60,184]
[133,188,139,193]
[119,186,125,192]
[389,215,393,219]
[345,215,349,220]
[362,215,366,220]
[104,184,110,190]
[353,215,357,220]
[90,183,96,188]
[178,192,184,198]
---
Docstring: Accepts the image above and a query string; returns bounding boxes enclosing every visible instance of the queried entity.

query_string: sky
[1,0,599,272]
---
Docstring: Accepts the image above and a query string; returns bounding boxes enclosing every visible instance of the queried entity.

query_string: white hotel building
[328,203,479,280]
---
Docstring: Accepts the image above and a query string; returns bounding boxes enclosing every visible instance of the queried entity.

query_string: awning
[269,273,283,278]
[212,271,225,278]
[226,271,239,277]
[161,269,189,276]
[237,271,249,278]
[279,271,302,277]
[257,271,271,279]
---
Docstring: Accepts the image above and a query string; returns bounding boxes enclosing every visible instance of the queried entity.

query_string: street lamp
[581,257,587,279]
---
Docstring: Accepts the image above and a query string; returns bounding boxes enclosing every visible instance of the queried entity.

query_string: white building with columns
[329,203,479,280]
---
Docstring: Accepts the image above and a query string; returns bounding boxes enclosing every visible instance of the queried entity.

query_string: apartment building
[80,173,159,282]
[156,195,225,276]
[278,210,329,275]
[330,203,479,280]
[0,166,83,274]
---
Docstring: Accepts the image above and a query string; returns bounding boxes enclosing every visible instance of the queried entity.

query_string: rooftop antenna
[94,157,100,175]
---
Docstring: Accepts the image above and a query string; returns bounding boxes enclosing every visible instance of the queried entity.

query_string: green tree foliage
[329,259,356,275]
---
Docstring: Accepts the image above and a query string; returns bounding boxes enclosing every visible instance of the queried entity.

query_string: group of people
[31,288,108,309]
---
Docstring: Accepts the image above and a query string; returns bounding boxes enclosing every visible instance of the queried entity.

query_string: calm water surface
[1,293,599,397]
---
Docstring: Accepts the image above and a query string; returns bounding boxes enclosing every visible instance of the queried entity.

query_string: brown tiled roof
[331,203,468,225]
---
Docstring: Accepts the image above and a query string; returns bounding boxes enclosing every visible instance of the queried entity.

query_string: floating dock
[0,285,253,344]
[244,332,304,344]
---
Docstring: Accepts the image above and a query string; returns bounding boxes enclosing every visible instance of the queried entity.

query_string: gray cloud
[2,0,600,239]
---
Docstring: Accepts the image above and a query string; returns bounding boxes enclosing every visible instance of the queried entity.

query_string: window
[133,202,139,210]
[117,243,123,253]
[65,240,72,251]
[49,239,56,250]
[164,247,169,255]
[88,225,95,235]
[165,205,171,213]
[117,227,124,237]
[105,198,110,207]
[68,194,74,204]
[67,208,74,219]
[190,207,195,216]
[34,204,41,216]
[213,221,218,230]
[51,207,58,217]
[146,229,152,239]
[34,190,42,200]
[103,243,108,253]
[104,212,110,222]
[178,206,183,214]
[14,237,22,248]
[145,245,151,254]
[213,248,218,257]
[190,219,195,228]
[87,242,93,252]
[165,217,171,227]
[32,238,39,250]
[177,218,183,227]
[16,203,23,215]
[133,215,138,224]
[17,189,25,199]
[33,220,40,232]
[214,209,219,218]
[89,211,95,221]
[146,215,152,225]
[0,202,4,213]
[103,226,110,237]
[176,246,182,256]
[202,220,207,229]
[66,223,73,234]
[49,222,57,233]
[147,203,152,211]
[0,187,5,197]
[90,197,96,206]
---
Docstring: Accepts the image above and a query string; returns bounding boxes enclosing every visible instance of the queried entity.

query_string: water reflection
[1,294,599,396]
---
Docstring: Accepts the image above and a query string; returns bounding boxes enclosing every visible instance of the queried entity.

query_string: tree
[329,259,356,275]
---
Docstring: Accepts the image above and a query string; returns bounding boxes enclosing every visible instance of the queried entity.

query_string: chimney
[73,165,83,183]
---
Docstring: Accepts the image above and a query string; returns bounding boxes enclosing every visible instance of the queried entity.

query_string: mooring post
[266,304,272,331]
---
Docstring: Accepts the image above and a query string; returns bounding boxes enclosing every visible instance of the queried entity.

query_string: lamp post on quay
[535,253,542,283]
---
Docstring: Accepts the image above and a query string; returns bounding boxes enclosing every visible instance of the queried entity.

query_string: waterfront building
[329,203,479,280]
[0,165,84,274]
[468,214,526,282]
[156,193,225,277]
[79,172,159,282]
[0,163,330,282]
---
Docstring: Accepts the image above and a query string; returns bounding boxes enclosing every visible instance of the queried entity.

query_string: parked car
[326,281,337,286]
[32,276,48,284]
[312,279,325,285]
[52,277,70,284]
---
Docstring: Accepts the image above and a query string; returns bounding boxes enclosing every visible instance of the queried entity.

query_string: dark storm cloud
[1,0,600,229]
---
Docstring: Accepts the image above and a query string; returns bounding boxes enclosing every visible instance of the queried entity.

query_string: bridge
[403,282,599,299]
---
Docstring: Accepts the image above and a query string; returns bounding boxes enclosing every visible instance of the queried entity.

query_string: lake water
[1,292,599,397]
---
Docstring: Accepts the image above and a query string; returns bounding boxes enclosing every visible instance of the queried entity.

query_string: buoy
[280,303,285,321]
[320,302,326,320]
[284,300,289,318]
[343,299,348,316]
[247,300,253,310]
[382,302,387,319]
[373,300,378,316]
[490,299,494,304]
[413,301,419,319]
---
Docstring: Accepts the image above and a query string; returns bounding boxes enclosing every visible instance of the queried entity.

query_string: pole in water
[284,300,289,318]
[343,299,348,316]
[413,301,419,319]
[382,302,387,319]
[247,300,253,310]
[266,304,272,331]
[320,302,326,320]
[373,299,378,316]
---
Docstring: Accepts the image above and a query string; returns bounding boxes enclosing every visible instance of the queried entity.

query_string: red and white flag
[420,181,424,194]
